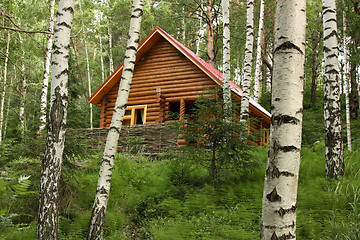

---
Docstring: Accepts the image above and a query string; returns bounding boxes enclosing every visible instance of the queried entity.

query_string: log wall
[100,38,216,127]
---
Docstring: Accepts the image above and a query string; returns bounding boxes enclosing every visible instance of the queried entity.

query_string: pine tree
[261,0,306,238]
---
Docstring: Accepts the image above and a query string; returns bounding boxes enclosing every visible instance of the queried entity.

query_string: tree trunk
[343,11,351,151]
[196,2,203,56]
[206,0,215,67]
[39,0,56,134]
[240,0,254,122]
[310,31,321,105]
[37,0,75,239]
[87,1,144,239]
[261,1,306,239]
[108,22,114,73]
[79,0,93,129]
[0,31,10,144]
[99,35,105,82]
[350,62,359,120]
[222,0,232,121]
[253,0,265,102]
[322,0,344,178]
[19,34,27,136]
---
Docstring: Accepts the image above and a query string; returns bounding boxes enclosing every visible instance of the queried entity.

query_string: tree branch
[0,26,53,35]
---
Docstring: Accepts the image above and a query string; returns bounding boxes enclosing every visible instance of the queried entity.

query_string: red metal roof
[88,27,271,118]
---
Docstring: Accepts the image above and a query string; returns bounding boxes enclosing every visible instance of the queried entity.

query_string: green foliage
[170,93,257,184]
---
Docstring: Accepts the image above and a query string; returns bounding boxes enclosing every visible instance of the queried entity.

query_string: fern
[12,175,36,197]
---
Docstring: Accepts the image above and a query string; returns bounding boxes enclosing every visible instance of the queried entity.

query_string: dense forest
[0,0,359,239]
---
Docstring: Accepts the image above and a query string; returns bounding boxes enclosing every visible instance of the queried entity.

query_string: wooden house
[89,27,271,146]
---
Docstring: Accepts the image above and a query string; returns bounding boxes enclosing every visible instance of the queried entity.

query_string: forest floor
[0,140,359,239]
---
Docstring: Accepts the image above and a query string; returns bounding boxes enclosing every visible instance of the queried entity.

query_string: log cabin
[88,27,271,146]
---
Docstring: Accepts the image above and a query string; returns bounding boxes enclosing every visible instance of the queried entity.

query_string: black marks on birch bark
[275,41,303,55]
[50,87,65,142]
[324,30,337,41]
[271,231,295,240]
[272,115,300,126]
[55,69,69,79]
[63,6,74,14]
[266,166,295,178]
[266,187,282,202]
[58,21,72,29]
[276,204,297,217]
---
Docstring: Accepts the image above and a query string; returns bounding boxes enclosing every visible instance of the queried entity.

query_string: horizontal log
[132,77,211,88]
[132,70,205,82]
[134,61,192,72]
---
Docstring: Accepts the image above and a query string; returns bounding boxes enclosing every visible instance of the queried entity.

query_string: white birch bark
[260,0,306,239]
[322,0,344,178]
[108,22,114,73]
[0,31,10,144]
[79,0,93,129]
[240,0,254,122]
[39,0,56,133]
[99,35,105,82]
[222,0,232,121]
[37,0,75,238]
[253,0,265,101]
[87,1,144,239]
[3,66,14,139]
[19,34,27,135]
[343,11,351,151]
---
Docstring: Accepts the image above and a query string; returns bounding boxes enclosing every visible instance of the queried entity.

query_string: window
[123,105,147,126]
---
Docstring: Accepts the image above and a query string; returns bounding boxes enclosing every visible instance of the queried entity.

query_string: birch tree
[261,0,306,239]
[240,0,254,122]
[87,1,144,239]
[322,0,344,178]
[108,23,114,73]
[222,0,231,120]
[39,0,56,133]
[343,10,351,151]
[0,31,10,144]
[19,34,27,135]
[253,0,265,102]
[37,0,75,238]
[79,0,93,129]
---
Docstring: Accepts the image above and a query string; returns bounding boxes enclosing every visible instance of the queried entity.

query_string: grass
[0,146,359,239]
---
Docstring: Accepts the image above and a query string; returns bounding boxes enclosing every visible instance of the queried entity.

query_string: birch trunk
[253,0,265,102]
[19,34,27,136]
[37,0,75,238]
[39,0,56,133]
[79,0,93,129]
[322,0,344,178]
[260,0,306,239]
[343,11,351,151]
[99,35,105,82]
[3,66,14,139]
[0,31,10,144]
[222,0,231,121]
[87,1,144,239]
[108,22,114,73]
[206,0,215,67]
[240,0,254,122]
